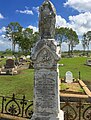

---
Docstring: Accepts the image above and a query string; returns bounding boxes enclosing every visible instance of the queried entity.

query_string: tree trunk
[12,40,14,55]
[68,44,71,56]
[71,45,74,55]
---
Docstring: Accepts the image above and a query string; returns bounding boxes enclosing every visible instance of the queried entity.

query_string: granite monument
[31,0,64,120]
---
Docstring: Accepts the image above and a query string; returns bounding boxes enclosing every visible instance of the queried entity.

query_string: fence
[60,97,91,120]
[0,94,33,119]
[0,94,91,120]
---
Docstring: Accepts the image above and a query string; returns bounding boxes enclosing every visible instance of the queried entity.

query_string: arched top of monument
[40,0,56,16]
[39,0,56,39]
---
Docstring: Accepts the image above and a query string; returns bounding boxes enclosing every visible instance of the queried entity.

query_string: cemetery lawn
[0,69,34,100]
[59,57,91,81]
[0,57,91,100]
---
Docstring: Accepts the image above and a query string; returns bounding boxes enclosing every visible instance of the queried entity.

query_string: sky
[0,0,91,51]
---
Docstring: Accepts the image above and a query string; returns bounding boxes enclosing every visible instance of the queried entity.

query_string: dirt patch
[60,81,85,95]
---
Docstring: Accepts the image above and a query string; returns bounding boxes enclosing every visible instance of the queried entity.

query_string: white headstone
[65,71,73,83]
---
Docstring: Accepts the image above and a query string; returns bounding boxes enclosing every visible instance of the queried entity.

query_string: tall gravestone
[31,0,64,120]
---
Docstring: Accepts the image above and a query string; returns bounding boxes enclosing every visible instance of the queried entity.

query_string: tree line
[82,31,91,55]
[5,22,39,55]
[5,22,91,56]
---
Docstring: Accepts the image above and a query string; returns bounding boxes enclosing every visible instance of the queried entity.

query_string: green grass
[60,83,68,90]
[0,58,6,67]
[0,57,91,100]
[0,69,34,100]
[59,57,91,81]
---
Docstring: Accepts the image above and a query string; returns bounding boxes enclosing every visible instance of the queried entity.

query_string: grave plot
[0,59,18,75]
[60,78,91,101]
[60,79,91,120]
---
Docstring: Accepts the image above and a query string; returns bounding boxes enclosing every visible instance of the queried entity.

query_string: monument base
[31,110,64,120]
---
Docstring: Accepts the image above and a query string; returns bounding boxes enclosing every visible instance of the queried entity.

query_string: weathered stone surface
[31,0,64,120]
[39,0,56,39]
[5,59,15,68]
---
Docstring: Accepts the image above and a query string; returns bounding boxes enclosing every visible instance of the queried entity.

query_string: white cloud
[16,7,33,15]
[0,27,6,33]
[33,6,39,14]
[68,12,91,36]
[64,0,91,12]
[28,25,38,33]
[56,13,91,51]
[56,12,91,36]
[56,15,67,27]
[0,13,4,19]
[0,35,11,51]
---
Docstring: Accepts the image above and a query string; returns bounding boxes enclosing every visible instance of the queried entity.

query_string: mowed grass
[0,57,91,100]
[0,69,34,100]
[59,57,91,81]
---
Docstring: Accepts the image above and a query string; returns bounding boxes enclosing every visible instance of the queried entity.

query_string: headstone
[26,55,30,59]
[19,56,26,62]
[7,56,13,59]
[5,59,15,68]
[31,0,64,120]
[86,59,91,66]
[19,58,23,62]
[65,71,73,83]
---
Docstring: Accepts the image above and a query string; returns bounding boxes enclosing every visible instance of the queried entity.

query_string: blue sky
[0,0,77,28]
[0,0,91,51]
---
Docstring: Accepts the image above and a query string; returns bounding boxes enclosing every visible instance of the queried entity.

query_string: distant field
[0,57,91,100]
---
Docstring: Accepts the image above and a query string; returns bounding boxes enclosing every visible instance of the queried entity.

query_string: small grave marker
[86,59,91,66]
[65,71,73,83]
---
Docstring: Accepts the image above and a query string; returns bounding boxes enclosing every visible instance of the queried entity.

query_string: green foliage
[55,27,79,56]
[65,28,79,56]
[5,22,22,53]
[60,83,68,90]
[55,27,67,44]
[5,22,39,55]
[82,31,91,55]
[16,28,39,55]
[5,49,12,55]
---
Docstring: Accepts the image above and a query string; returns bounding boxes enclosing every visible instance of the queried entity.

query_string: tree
[17,28,39,55]
[55,27,79,56]
[66,28,79,56]
[5,22,22,54]
[82,31,91,56]
[82,33,87,53]
[55,27,67,47]
[86,31,91,52]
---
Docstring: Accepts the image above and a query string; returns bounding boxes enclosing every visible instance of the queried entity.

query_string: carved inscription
[35,48,55,68]
[34,70,57,113]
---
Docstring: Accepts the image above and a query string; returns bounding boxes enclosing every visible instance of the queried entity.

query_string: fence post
[21,95,27,117]
[1,96,5,113]
[79,71,81,79]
